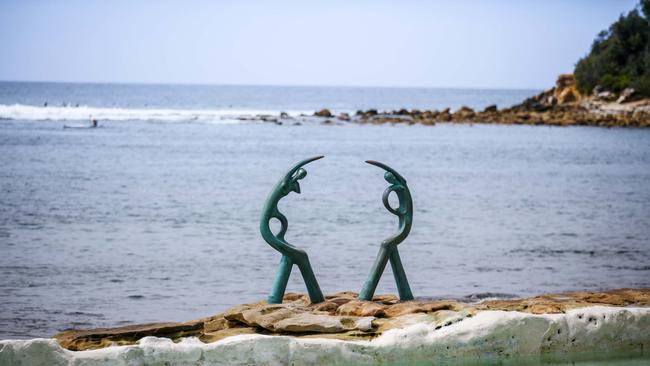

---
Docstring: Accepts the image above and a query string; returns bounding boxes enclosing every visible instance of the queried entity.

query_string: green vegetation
[574,0,650,96]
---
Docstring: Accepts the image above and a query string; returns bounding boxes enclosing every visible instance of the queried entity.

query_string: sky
[0,0,640,89]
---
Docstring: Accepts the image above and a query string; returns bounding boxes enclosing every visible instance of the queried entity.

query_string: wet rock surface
[53,288,650,351]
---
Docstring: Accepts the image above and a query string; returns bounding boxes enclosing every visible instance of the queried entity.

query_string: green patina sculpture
[261,156,325,304]
[359,160,414,301]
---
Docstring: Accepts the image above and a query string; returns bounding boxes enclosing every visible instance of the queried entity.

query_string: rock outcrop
[297,75,650,128]
[5,305,650,366]
[314,109,333,118]
[52,288,650,351]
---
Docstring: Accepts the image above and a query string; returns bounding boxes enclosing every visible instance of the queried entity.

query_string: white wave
[1,307,649,365]
[0,104,312,123]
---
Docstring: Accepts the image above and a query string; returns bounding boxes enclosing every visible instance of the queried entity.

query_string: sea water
[1,82,649,340]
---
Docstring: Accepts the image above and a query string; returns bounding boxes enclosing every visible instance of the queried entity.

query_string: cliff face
[514,74,582,111]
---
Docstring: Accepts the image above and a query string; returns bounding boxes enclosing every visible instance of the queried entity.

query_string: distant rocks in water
[483,104,498,113]
[348,73,650,128]
[314,109,333,118]
[453,106,475,120]
[246,74,649,128]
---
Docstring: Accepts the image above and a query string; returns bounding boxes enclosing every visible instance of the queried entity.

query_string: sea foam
[1,307,649,365]
[0,104,310,123]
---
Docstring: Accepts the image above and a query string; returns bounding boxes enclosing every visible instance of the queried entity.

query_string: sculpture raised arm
[260,156,325,304]
[359,160,414,301]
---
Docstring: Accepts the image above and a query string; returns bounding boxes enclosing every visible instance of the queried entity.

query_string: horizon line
[0,78,544,92]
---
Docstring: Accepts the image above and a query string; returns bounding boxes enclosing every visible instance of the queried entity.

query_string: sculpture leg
[389,248,414,300]
[296,255,325,303]
[359,245,391,301]
[268,255,292,304]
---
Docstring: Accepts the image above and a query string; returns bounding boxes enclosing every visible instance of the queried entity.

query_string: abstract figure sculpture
[359,160,414,301]
[261,156,325,304]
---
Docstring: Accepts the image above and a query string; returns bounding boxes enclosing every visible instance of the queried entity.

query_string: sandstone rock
[336,300,386,317]
[356,109,378,118]
[483,104,498,113]
[199,327,256,343]
[592,85,606,95]
[596,91,615,101]
[420,300,462,312]
[52,288,650,351]
[372,294,399,304]
[553,74,582,104]
[236,305,300,330]
[310,301,339,314]
[54,320,205,351]
[314,109,333,117]
[327,297,354,306]
[373,309,474,333]
[274,313,373,333]
[283,292,307,302]
[203,316,227,333]
[439,108,452,121]
[337,112,350,121]
[555,73,576,90]
[558,88,579,104]
[223,303,254,323]
[456,106,474,113]
[617,88,636,104]
[478,288,650,313]
[383,302,424,317]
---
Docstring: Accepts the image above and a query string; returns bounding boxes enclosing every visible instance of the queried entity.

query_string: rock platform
[53,288,650,351]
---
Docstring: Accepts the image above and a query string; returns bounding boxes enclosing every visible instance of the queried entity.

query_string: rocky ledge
[251,75,650,128]
[1,288,649,365]
[351,75,650,127]
[50,288,650,351]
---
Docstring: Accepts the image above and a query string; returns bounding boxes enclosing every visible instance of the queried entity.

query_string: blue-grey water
[1,82,649,340]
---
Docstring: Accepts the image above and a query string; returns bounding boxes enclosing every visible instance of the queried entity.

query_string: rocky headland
[248,75,650,128]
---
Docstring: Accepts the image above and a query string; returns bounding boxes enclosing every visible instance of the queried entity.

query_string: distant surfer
[63,116,99,129]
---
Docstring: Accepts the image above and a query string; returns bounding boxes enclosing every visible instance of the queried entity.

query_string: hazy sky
[0,0,640,89]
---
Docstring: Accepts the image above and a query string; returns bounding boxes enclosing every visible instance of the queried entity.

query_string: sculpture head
[284,168,307,194]
[366,160,407,185]
[279,155,324,196]
[384,171,399,185]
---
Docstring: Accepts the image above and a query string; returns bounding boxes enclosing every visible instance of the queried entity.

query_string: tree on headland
[574,0,650,96]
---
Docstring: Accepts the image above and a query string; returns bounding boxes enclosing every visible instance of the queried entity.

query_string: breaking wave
[0,104,309,123]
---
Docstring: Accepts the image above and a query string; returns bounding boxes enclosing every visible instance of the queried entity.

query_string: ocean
[1,82,649,339]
